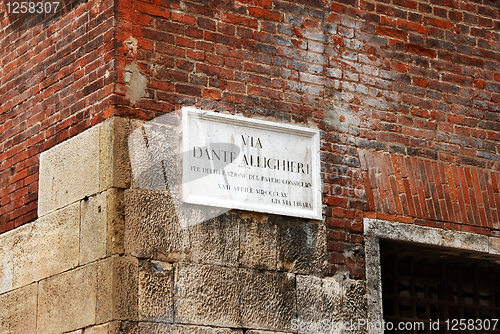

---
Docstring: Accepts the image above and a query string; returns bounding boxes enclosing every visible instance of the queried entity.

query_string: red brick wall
[0,0,115,232]
[2,0,500,278]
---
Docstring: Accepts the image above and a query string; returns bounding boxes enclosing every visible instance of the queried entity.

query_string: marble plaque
[182,107,322,219]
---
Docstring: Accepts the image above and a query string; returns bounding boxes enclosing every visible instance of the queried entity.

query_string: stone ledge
[364,218,500,255]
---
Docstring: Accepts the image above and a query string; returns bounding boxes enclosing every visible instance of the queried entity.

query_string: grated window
[381,240,500,334]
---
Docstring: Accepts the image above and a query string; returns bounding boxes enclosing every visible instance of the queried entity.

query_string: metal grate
[381,240,500,334]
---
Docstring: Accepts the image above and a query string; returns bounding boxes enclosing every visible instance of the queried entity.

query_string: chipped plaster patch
[325,104,360,135]
[124,62,148,105]
[124,36,138,56]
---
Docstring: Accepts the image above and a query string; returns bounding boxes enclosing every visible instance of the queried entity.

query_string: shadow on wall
[2,0,86,31]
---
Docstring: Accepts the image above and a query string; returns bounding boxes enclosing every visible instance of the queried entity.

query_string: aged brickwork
[1,0,500,332]
[112,0,499,278]
[0,0,115,231]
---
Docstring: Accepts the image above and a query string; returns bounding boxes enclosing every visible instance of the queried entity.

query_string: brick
[136,2,170,19]
[376,26,408,40]
[248,6,282,21]
[376,4,408,19]
[405,43,436,57]
[196,63,234,80]
[455,166,471,224]
[171,12,196,25]
[202,88,222,100]
[222,13,258,29]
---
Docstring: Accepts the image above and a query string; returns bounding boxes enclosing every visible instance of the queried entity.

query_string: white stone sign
[182,107,322,219]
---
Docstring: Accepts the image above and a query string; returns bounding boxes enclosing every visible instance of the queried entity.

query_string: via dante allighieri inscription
[182,107,321,219]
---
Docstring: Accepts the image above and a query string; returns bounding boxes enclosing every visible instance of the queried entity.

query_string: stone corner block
[99,116,132,192]
[39,117,131,216]
[39,125,100,216]
[96,256,139,324]
[80,189,126,265]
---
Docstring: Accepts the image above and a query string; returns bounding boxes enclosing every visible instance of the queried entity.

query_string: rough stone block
[442,230,489,253]
[489,237,500,255]
[38,264,98,334]
[247,331,292,334]
[81,192,108,265]
[343,279,367,331]
[139,260,174,322]
[99,117,132,191]
[0,283,37,334]
[364,219,443,245]
[125,189,190,259]
[96,256,139,323]
[189,213,240,267]
[96,258,114,323]
[239,215,278,270]
[167,325,243,334]
[239,269,296,331]
[80,189,126,265]
[275,216,326,275]
[117,323,243,334]
[106,322,123,334]
[39,117,131,216]
[107,188,126,256]
[83,323,110,334]
[175,263,240,327]
[296,275,342,333]
[7,202,80,292]
[128,119,178,192]
[39,125,100,216]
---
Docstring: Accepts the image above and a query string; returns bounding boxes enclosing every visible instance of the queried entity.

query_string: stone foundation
[0,118,367,334]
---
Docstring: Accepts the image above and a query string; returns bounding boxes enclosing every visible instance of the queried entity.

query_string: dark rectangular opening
[381,239,500,334]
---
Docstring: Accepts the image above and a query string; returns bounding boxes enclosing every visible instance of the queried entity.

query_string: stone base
[0,118,367,334]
